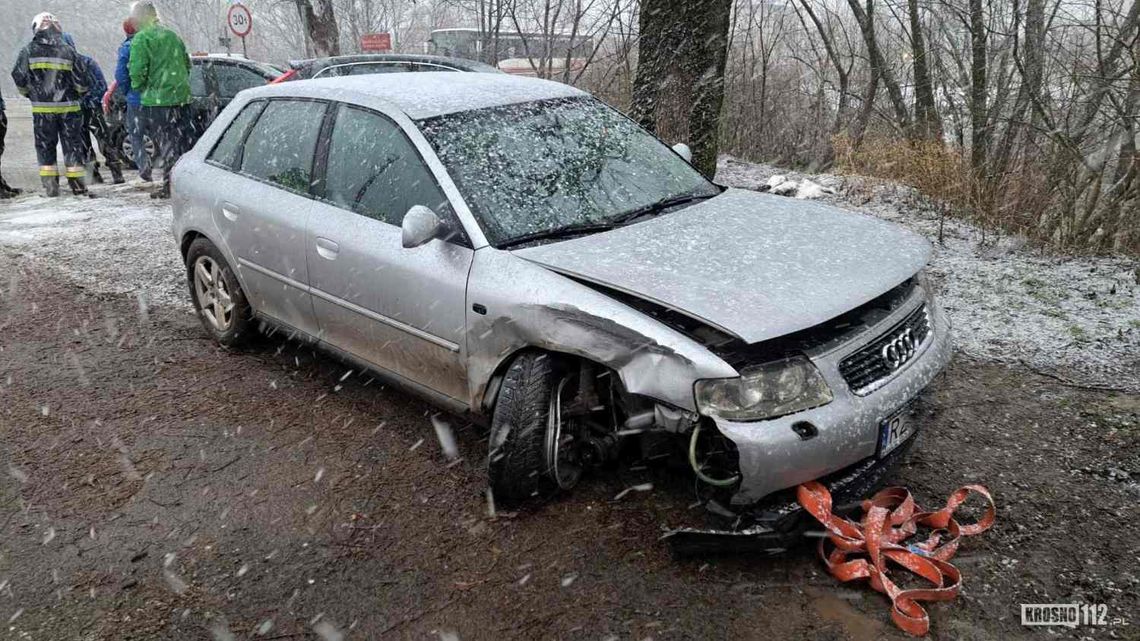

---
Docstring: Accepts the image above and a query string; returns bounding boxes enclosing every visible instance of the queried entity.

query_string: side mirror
[672,143,693,163]
[401,205,443,248]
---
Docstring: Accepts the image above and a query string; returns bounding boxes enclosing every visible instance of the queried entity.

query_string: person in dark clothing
[0,85,23,198]
[10,12,90,196]
[63,32,125,185]
[129,1,191,199]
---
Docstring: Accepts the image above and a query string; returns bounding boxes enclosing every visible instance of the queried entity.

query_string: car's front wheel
[185,238,253,347]
[488,352,585,505]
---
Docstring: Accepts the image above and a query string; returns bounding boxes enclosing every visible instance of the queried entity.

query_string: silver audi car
[171,73,952,521]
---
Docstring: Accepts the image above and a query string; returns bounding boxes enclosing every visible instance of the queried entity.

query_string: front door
[211,98,329,338]
[306,103,473,402]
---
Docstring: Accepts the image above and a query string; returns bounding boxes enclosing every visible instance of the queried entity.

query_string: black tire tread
[488,352,558,504]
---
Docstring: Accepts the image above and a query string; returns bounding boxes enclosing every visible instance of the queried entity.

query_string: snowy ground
[718,156,1140,392]
[0,181,185,310]
[1,160,1137,391]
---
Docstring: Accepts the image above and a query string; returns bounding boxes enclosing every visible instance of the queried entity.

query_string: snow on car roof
[246,72,586,119]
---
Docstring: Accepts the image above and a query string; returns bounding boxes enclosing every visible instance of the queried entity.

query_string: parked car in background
[274,53,501,82]
[171,74,951,535]
[107,53,283,168]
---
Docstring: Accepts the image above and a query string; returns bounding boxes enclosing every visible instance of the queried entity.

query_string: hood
[513,188,931,345]
[33,29,63,46]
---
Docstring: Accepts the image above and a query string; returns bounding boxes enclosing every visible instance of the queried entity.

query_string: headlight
[695,356,833,421]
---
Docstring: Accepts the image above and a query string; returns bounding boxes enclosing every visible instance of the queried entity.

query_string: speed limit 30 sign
[227,3,252,38]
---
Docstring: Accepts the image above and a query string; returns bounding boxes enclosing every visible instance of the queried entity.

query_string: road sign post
[227,3,252,56]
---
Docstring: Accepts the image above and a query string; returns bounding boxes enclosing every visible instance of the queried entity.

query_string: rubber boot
[91,165,105,184]
[67,177,89,196]
[109,164,125,185]
[0,176,17,198]
[0,166,21,197]
[42,175,60,197]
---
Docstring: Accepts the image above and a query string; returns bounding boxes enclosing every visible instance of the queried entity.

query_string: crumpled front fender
[465,249,738,413]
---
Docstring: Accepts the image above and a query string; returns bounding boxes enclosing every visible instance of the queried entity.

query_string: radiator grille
[838,305,931,394]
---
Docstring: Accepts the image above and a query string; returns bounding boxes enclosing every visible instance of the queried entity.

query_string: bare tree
[298,0,342,57]
[909,0,940,139]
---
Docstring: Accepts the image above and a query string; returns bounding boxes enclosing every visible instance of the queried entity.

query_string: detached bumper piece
[664,436,916,557]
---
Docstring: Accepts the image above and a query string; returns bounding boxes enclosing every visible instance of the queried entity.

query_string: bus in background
[427,27,592,77]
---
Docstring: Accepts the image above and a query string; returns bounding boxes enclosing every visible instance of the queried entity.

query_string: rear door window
[321,104,457,234]
[208,101,265,169]
[214,63,270,99]
[189,63,207,96]
[240,100,327,194]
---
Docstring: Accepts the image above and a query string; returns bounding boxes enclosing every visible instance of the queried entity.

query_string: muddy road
[0,242,1137,640]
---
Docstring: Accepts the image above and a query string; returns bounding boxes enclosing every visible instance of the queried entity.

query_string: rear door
[210,98,329,337]
[188,61,215,139]
[306,103,473,402]
[213,62,273,111]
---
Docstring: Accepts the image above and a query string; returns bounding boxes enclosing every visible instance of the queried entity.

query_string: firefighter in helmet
[10,12,91,196]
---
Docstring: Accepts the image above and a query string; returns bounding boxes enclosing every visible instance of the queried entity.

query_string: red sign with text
[361,33,392,52]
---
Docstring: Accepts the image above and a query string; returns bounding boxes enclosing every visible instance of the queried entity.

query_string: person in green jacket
[128,1,191,199]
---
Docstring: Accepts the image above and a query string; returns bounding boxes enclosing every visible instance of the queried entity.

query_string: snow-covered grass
[1,161,1136,391]
[717,156,1140,392]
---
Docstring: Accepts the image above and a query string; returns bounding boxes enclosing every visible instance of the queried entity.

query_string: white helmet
[31,12,59,32]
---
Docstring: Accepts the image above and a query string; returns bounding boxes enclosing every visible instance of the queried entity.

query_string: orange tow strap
[796,481,996,636]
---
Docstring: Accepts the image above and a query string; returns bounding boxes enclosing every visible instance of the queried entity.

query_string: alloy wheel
[193,255,235,332]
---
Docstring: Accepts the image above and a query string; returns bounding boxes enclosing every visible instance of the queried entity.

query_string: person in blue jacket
[114,18,151,181]
[0,85,22,198]
[63,32,125,184]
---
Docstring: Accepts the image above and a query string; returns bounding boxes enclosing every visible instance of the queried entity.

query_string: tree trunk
[797,0,851,140]
[846,0,911,132]
[630,0,674,132]
[685,0,733,176]
[908,0,940,139]
[299,0,340,57]
[969,0,987,172]
[632,0,732,176]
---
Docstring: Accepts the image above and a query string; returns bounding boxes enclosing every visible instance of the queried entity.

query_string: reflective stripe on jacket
[10,29,89,114]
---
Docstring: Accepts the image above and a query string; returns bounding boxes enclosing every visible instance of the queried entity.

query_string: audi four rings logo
[881,328,917,370]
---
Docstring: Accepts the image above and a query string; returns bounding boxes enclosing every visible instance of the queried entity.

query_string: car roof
[290,53,500,73]
[242,72,586,119]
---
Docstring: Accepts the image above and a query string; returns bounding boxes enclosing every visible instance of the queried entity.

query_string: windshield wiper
[497,192,717,249]
[498,221,619,249]
[608,192,717,226]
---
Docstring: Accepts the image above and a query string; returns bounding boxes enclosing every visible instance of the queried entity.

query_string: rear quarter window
[207,101,265,169]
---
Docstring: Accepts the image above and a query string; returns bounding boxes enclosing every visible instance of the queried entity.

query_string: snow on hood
[514,188,931,344]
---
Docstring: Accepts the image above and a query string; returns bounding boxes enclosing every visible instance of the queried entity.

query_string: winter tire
[488,351,581,505]
[185,237,254,347]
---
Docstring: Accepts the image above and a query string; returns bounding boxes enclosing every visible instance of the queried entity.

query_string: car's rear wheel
[185,238,253,347]
[488,352,585,505]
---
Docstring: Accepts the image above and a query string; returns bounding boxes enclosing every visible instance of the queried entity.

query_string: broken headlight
[695,356,833,421]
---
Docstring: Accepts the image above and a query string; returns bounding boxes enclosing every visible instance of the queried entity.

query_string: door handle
[315,237,340,260]
[221,202,240,221]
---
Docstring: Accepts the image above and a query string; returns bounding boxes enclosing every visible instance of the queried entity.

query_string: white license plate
[878,407,916,457]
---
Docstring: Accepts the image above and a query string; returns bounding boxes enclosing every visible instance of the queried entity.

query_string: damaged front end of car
[468,240,952,534]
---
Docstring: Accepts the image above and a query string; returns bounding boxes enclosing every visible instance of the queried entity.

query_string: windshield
[417,97,719,246]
